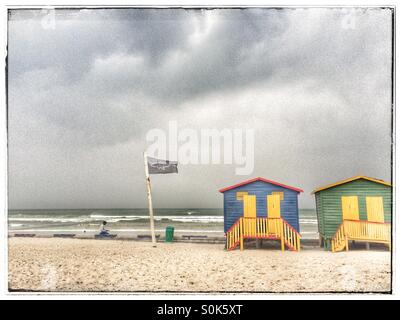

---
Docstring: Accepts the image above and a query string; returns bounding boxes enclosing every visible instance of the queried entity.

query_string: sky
[7,8,393,209]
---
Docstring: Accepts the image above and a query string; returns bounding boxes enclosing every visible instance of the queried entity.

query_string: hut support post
[240,219,244,251]
[297,236,300,252]
[366,242,370,250]
[280,220,285,252]
[345,235,349,251]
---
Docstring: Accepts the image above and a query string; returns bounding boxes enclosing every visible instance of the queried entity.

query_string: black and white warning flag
[147,156,178,174]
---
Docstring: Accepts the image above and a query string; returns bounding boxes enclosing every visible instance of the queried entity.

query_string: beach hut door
[366,197,384,223]
[341,196,359,220]
[267,194,281,218]
[243,195,257,218]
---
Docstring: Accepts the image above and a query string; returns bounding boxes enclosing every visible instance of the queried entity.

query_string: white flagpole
[143,151,157,247]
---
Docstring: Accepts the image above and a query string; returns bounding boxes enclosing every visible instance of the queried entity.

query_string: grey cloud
[7,8,392,209]
[8,9,195,80]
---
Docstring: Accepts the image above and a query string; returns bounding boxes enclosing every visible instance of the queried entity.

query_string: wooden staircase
[331,219,391,252]
[226,217,301,251]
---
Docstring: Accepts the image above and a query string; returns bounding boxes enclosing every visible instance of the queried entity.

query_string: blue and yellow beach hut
[219,177,303,251]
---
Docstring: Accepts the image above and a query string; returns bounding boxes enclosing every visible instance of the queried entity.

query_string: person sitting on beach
[99,221,109,236]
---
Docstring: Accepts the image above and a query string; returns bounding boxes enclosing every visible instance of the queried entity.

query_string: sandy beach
[8,238,391,293]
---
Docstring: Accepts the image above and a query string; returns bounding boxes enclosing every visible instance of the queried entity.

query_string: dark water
[8,208,318,238]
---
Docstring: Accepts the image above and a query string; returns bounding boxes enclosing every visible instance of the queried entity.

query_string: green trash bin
[165,226,174,243]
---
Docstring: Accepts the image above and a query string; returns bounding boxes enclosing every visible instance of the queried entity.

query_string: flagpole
[143,151,157,247]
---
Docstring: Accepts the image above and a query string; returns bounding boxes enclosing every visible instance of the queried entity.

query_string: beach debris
[14,233,36,237]
[182,235,208,240]
[53,234,76,238]
[137,234,160,240]
[94,234,117,239]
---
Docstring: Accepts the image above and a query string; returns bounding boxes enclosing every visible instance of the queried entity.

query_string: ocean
[8,208,318,239]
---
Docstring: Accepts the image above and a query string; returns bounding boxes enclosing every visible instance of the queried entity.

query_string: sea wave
[9,213,314,226]
[9,215,224,224]
[10,223,24,227]
[299,219,318,225]
[9,216,94,223]
[8,228,223,233]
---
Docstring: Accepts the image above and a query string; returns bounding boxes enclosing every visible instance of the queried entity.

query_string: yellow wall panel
[272,191,284,201]
[236,191,248,201]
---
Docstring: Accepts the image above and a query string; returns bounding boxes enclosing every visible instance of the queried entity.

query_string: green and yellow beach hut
[312,176,392,252]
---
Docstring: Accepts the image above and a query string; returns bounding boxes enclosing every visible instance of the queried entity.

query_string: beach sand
[8,238,391,293]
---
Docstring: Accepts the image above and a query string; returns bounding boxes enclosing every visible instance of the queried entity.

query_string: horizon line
[8,207,222,210]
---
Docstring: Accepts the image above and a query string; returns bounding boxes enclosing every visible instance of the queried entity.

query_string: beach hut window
[341,196,360,221]
[366,197,384,223]
[236,191,248,201]
[272,191,284,201]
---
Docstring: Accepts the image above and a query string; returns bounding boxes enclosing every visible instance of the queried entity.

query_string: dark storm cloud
[8,9,195,80]
[7,8,392,208]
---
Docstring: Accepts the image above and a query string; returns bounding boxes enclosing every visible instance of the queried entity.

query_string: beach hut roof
[219,177,304,193]
[311,175,391,194]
